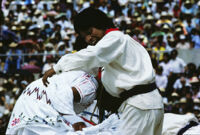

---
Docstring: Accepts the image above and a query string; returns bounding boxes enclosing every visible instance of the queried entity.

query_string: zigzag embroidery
[23,87,51,105]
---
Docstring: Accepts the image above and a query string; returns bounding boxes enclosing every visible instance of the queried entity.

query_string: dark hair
[73,35,88,51]
[171,49,178,56]
[163,52,170,58]
[156,66,163,74]
[73,7,115,34]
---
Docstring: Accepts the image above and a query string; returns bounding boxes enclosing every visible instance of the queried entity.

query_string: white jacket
[53,31,163,110]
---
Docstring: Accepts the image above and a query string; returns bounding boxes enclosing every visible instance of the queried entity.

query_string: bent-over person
[6,71,98,134]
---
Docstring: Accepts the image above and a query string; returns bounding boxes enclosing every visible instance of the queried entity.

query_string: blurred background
[0,0,200,133]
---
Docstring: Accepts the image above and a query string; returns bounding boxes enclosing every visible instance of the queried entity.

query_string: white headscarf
[72,73,98,105]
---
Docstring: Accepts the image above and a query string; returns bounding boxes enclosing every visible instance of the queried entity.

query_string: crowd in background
[0,0,200,133]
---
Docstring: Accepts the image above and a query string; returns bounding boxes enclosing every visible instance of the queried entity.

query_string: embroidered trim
[10,112,63,128]
[11,118,20,126]
[23,87,51,105]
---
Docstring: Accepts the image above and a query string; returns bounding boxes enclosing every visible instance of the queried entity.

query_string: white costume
[6,71,98,135]
[67,113,200,135]
[53,30,164,135]
[162,113,200,135]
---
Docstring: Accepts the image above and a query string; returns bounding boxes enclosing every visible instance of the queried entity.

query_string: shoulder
[104,31,124,39]
[96,31,126,47]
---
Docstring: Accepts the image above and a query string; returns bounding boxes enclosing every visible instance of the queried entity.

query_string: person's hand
[72,122,86,131]
[42,68,56,87]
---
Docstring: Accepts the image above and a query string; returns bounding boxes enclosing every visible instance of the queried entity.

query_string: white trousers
[6,126,70,135]
[117,103,164,135]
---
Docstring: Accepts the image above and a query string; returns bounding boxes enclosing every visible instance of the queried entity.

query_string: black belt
[97,82,157,114]
[177,121,199,135]
[120,82,157,101]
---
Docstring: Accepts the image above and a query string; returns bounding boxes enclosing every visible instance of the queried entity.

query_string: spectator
[185,91,194,113]
[185,63,197,79]
[152,41,166,61]
[192,85,200,99]
[191,29,200,49]
[178,97,187,114]
[63,35,73,52]
[42,55,55,74]
[32,10,44,28]
[56,41,66,57]
[184,19,195,35]
[166,35,176,51]
[42,43,56,63]
[173,4,181,18]
[17,6,29,23]
[2,2,10,17]
[155,66,168,92]
[4,42,22,74]
[170,92,180,113]
[176,34,191,49]
[166,49,186,97]
[173,76,191,91]
[0,25,19,53]
[180,0,195,20]
[169,49,186,75]
[40,23,53,40]
[51,24,62,43]
[159,52,172,77]
[57,15,73,30]
[192,11,200,29]
[20,80,28,91]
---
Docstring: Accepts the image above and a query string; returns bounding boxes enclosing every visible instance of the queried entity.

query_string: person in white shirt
[6,71,98,134]
[166,49,186,97]
[155,66,168,91]
[57,16,73,30]
[17,6,28,23]
[42,7,164,135]
[2,1,10,17]
[176,35,191,49]
[159,52,172,77]
[169,49,186,74]
[173,76,191,90]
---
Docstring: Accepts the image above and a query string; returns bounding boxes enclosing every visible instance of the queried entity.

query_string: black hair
[163,52,170,57]
[156,66,163,74]
[73,35,88,51]
[171,49,178,56]
[73,7,115,34]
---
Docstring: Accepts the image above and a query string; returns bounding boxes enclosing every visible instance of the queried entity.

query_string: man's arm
[42,32,123,86]
[53,34,123,73]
